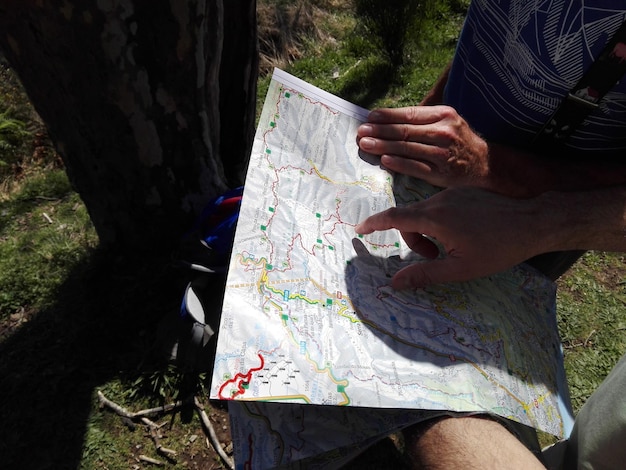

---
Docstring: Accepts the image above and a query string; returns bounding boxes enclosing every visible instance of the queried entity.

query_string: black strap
[534,19,626,146]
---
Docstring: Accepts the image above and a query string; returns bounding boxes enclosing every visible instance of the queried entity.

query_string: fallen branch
[141,417,177,458]
[563,329,597,349]
[194,396,235,470]
[97,391,181,462]
[97,390,188,418]
[97,390,234,468]
[138,454,165,466]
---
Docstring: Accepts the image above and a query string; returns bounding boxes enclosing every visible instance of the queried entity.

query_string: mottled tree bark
[0,0,258,253]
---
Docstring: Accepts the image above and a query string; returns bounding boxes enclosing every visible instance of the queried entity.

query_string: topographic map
[209,69,574,469]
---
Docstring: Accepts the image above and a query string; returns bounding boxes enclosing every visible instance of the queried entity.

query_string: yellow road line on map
[229,265,539,421]
[254,279,352,406]
[360,319,538,425]
[466,361,537,425]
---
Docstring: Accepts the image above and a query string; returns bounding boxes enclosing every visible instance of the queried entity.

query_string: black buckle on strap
[565,92,599,111]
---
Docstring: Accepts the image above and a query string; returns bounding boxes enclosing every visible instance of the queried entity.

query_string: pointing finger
[354,207,413,235]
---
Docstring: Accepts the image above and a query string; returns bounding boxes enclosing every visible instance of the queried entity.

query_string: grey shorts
[545,353,626,469]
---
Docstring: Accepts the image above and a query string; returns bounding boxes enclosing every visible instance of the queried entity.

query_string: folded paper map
[209,68,574,469]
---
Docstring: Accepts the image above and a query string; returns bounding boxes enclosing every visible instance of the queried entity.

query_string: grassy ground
[1,1,625,468]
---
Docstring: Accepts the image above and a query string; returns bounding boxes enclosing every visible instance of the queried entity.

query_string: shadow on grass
[337,60,398,109]
[0,249,190,470]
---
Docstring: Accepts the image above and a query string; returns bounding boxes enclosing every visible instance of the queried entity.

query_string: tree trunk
[0,0,258,253]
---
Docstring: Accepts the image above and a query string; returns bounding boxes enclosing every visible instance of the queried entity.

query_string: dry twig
[97,390,234,468]
[194,396,235,470]
[141,417,177,458]
[97,391,183,461]
[97,390,187,418]
[138,454,165,466]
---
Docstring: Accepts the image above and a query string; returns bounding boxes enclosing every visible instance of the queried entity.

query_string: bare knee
[402,416,546,470]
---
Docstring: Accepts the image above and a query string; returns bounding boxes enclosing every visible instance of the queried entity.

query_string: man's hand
[356,106,564,197]
[355,187,552,289]
[357,106,490,189]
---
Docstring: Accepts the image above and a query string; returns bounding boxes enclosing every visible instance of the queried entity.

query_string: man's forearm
[540,185,626,253]
[486,143,626,197]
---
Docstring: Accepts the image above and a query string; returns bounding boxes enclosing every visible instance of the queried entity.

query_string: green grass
[0,169,98,318]
[0,0,625,468]
[269,0,466,109]
[557,252,626,412]
[257,0,466,112]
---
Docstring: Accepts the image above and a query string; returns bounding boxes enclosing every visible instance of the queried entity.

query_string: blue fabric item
[174,185,243,371]
[178,186,244,272]
[195,186,243,262]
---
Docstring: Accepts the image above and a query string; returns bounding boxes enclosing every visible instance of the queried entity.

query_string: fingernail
[360,137,375,150]
[359,124,373,135]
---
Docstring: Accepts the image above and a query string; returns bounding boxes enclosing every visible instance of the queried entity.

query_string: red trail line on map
[218,353,265,400]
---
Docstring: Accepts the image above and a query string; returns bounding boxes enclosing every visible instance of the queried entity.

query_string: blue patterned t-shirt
[444,0,626,156]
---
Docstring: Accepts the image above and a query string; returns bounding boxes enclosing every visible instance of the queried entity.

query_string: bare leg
[403,416,546,470]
